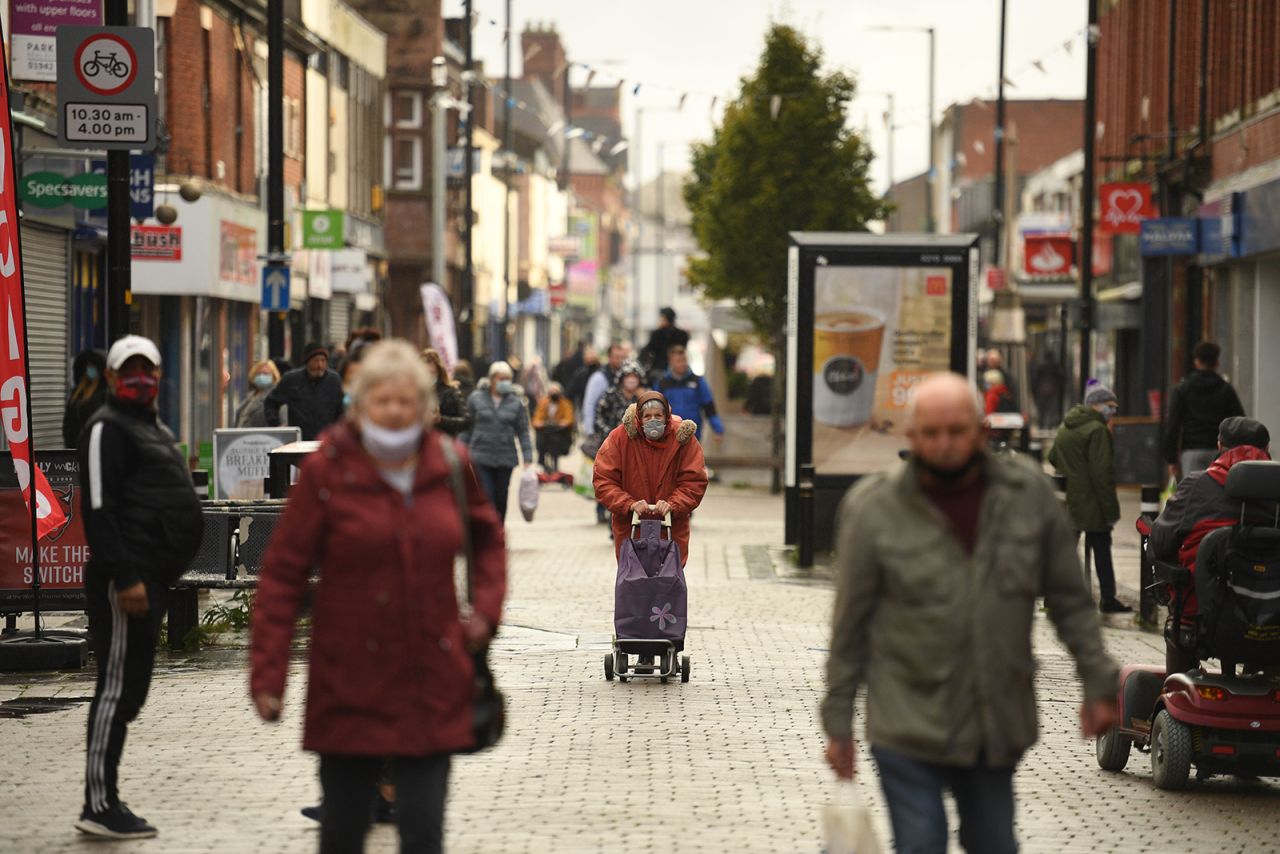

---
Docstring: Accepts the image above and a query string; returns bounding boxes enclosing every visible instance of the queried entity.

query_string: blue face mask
[85,365,100,382]
[496,380,514,395]
[342,392,353,408]
[252,374,274,389]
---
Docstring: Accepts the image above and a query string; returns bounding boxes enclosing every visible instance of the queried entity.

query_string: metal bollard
[798,464,815,570]
[1137,484,1162,627]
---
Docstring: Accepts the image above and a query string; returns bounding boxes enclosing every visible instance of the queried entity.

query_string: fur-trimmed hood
[622,403,697,443]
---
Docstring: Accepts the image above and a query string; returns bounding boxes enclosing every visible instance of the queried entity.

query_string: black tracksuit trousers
[82,570,168,813]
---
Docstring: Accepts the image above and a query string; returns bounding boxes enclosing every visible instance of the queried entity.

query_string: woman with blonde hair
[234,359,282,428]
[63,349,108,447]
[421,349,471,437]
[251,338,507,854]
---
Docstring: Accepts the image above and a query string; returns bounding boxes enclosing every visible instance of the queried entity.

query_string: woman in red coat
[250,340,506,854]
[593,390,709,566]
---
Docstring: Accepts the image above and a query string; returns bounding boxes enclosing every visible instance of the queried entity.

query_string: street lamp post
[631,104,681,339]
[869,25,936,232]
[431,58,472,293]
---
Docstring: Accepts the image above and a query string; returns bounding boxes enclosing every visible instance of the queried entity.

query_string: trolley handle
[630,510,673,527]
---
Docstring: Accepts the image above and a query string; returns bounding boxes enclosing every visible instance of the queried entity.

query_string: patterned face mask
[643,419,666,440]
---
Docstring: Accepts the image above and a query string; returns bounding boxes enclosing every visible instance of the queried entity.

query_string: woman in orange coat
[593,390,709,566]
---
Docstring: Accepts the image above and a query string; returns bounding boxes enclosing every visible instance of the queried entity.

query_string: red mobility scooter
[1096,460,1280,789]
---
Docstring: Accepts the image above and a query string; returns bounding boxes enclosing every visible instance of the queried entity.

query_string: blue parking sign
[262,266,291,311]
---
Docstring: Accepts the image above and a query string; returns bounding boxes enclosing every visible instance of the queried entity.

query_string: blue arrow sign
[262,266,291,311]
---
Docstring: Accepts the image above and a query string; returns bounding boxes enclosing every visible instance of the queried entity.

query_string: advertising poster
[0,452,89,596]
[811,266,954,475]
[213,428,301,500]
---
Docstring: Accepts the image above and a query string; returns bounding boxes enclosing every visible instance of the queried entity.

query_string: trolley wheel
[603,654,614,681]
[680,655,691,683]
[617,652,628,675]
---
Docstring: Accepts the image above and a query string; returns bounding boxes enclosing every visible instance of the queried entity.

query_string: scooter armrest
[1153,560,1192,588]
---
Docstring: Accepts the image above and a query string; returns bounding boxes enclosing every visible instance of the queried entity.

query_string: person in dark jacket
[466,361,534,522]
[658,345,724,443]
[553,339,589,387]
[1164,341,1246,480]
[251,340,506,854]
[594,361,645,442]
[264,342,345,441]
[452,359,476,400]
[75,336,204,840]
[1150,416,1273,672]
[421,349,471,438]
[567,344,599,414]
[63,349,108,448]
[1048,382,1131,613]
[639,307,690,381]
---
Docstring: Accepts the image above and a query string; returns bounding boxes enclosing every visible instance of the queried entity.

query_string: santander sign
[0,49,67,542]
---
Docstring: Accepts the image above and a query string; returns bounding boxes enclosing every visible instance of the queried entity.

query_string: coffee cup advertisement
[812,266,953,474]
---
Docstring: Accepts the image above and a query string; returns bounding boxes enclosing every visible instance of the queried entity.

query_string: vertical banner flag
[420,283,459,374]
[0,30,69,542]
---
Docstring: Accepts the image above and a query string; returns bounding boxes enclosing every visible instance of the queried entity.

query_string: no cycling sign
[56,26,156,151]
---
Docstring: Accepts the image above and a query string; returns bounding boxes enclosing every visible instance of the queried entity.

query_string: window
[391,135,422,190]
[392,91,422,129]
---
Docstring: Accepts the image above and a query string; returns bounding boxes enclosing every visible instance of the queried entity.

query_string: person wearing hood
[1048,382,1131,613]
[466,360,534,522]
[1150,416,1274,672]
[1164,341,1245,480]
[63,349,108,448]
[593,390,709,567]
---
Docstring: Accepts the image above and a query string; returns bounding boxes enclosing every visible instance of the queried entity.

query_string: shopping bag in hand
[821,782,882,854]
[518,467,540,522]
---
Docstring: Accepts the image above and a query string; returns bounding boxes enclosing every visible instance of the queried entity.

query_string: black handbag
[439,435,506,753]
[580,432,603,459]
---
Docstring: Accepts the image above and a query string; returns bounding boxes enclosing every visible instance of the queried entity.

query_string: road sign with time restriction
[56,26,156,151]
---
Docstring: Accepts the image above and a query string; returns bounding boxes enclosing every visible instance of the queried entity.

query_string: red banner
[1023,234,1074,276]
[1099,182,1153,234]
[0,39,68,543]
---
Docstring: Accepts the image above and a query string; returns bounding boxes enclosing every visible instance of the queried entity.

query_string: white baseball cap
[106,335,162,371]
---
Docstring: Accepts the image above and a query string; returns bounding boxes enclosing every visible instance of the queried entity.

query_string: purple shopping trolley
[604,514,690,684]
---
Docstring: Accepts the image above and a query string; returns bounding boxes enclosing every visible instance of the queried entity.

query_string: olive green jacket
[821,453,1118,768]
[1047,405,1121,533]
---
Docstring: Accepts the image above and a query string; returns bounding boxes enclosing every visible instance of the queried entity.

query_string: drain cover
[0,696,94,719]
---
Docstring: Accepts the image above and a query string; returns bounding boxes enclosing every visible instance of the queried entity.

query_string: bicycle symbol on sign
[82,50,130,79]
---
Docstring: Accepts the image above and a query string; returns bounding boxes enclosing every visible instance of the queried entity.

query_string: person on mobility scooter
[1097,452,1280,790]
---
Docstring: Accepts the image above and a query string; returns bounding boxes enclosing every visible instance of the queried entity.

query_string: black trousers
[83,571,168,813]
[319,754,451,854]
[1079,530,1118,602]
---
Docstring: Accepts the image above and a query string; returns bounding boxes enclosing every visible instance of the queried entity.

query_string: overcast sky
[466,0,1087,193]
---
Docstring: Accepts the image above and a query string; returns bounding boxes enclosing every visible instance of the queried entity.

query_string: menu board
[812,266,955,475]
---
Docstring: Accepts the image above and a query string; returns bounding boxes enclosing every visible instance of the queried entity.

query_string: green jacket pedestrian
[1048,382,1131,613]
[822,373,1119,854]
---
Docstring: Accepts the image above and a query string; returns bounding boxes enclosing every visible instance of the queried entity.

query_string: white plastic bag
[821,782,882,854]
[518,466,540,522]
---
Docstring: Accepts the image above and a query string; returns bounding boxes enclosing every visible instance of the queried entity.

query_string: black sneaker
[75,804,158,839]
[1100,599,1134,614]
[301,805,322,822]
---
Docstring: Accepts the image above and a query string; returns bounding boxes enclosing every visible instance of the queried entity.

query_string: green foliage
[200,589,256,633]
[684,24,885,342]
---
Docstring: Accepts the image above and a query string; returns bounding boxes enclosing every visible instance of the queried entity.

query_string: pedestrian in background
[520,356,548,414]
[452,359,476,400]
[580,343,630,440]
[1048,381,1131,613]
[422,349,471,437]
[532,382,575,472]
[466,361,534,523]
[265,343,345,441]
[62,349,107,448]
[639,307,690,382]
[76,336,204,840]
[591,361,646,527]
[251,340,506,854]
[553,338,589,388]
[1164,341,1246,480]
[566,344,599,414]
[659,345,724,444]
[822,373,1118,854]
[234,359,280,429]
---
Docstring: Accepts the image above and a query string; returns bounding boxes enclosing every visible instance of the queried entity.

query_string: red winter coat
[592,401,708,566]
[249,422,506,757]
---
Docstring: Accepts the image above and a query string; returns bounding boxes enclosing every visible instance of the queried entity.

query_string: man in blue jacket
[658,346,724,445]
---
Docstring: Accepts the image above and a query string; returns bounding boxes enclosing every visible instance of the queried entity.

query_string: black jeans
[474,464,513,524]
[1079,530,1117,602]
[319,754,451,854]
[83,571,168,813]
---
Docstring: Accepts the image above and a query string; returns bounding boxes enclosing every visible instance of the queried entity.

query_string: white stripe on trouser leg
[87,422,105,510]
[88,584,129,812]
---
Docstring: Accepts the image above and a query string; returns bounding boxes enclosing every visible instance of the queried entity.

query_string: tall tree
[684,24,883,490]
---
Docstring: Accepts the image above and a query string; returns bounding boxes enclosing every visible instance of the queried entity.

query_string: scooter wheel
[1151,710,1193,790]
[1095,727,1131,772]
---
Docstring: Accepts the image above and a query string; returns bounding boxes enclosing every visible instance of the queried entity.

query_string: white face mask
[643,419,666,440]
[359,417,423,463]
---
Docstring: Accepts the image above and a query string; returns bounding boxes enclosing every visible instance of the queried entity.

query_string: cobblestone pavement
[1,477,1278,853]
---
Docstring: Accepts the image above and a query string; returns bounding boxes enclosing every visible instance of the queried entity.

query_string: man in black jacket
[1164,341,1246,479]
[76,336,204,839]
[264,342,345,441]
[639,307,690,381]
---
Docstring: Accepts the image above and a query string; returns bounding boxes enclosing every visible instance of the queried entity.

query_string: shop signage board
[302,209,344,249]
[19,170,106,208]
[131,225,181,260]
[1023,234,1074,276]
[262,266,291,311]
[9,0,102,82]
[213,428,300,500]
[1140,217,1201,256]
[0,451,86,610]
[56,26,156,151]
[85,154,156,220]
[1098,182,1154,235]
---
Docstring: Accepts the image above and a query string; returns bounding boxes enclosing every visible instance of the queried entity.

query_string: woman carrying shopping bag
[250,340,507,854]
